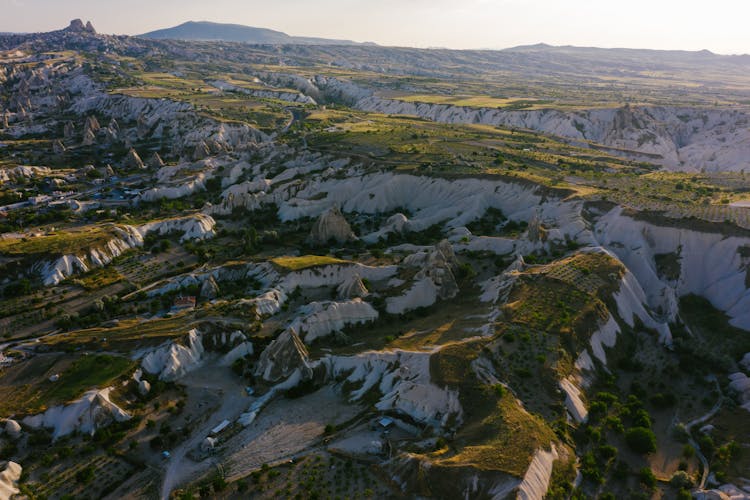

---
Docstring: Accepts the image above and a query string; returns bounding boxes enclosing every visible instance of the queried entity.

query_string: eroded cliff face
[356,97,750,172]
[266,73,750,172]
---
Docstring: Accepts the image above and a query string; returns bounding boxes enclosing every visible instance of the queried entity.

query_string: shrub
[626,427,657,454]
[75,466,95,484]
[638,467,657,489]
[677,489,692,500]
[669,470,693,489]
[597,445,618,460]
[632,409,652,428]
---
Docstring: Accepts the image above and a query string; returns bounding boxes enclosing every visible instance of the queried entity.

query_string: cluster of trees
[55,294,122,330]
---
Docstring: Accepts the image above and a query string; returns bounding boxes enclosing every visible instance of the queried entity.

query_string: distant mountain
[139,21,363,46]
[503,43,750,62]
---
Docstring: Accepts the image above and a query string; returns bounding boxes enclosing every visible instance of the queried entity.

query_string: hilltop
[139,20,364,45]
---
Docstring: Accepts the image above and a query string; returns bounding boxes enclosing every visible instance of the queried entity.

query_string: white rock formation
[200,275,221,299]
[337,273,368,299]
[209,80,316,104]
[386,277,440,315]
[740,353,750,372]
[0,461,22,500]
[560,378,588,423]
[307,206,358,246]
[289,299,379,343]
[728,372,750,411]
[357,96,750,172]
[22,387,130,438]
[138,379,151,396]
[594,206,750,332]
[386,240,459,315]
[4,420,21,441]
[0,165,51,185]
[148,152,165,169]
[137,213,216,242]
[219,341,254,367]
[320,349,462,428]
[125,148,144,169]
[255,328,312,383]
[141,329,205,381]
[517,445,559,500]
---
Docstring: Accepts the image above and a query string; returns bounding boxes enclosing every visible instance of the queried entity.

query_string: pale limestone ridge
[307,206,358,246]
[255,328,312,383]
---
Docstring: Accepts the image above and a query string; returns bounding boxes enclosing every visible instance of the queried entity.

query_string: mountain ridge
[138,20,366,46]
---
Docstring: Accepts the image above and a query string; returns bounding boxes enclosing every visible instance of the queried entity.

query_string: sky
[1,0,749,54]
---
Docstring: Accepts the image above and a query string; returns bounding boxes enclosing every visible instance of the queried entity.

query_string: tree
[670,470,693,489]
[626,427,657,454]
[638,467,657,489]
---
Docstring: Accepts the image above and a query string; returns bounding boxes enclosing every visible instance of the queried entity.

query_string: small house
[172,296,196,311]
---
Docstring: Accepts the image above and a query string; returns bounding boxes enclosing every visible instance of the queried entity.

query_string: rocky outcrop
[200,275,220,299]
[357,97,750,172]
[83,115,100,135]
[105,118,119,141]
[728,372,750,411]
[52,139,66,155]
[148,152,165,169]
[594,206,750,332]
[141,329,205,381]
[81,127,96,146]
[387,240,460,315]
[34,217,214,286]
[209,80,317,105]
[22,387,130,439]
[125,147,144,169]
[289,299,379,343]
[4,419,21,441]
[321,349,462,428]
[0,461,22,500]
[193,141,210,161]
[337,273,368,299]
[307,206,357,246]
[65,19,96,34]
[137,213,216,242]
[255,328,312,383]
[517,445,559,500]
[63,120,75,138]
[0,165,52,185]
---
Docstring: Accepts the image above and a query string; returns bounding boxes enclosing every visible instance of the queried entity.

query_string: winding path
[684,376,723,490]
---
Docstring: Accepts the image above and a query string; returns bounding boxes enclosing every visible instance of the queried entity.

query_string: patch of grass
[40,314,200,352]
[676,294,750,366]
[75,266,125,290]
[0,226,115,256]
[270,255,349,271]
[427,340,557,475]
[435,389,556,475]
[0,354,133,415]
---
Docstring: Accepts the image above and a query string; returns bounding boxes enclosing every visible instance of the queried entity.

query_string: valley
[0,18,748,500]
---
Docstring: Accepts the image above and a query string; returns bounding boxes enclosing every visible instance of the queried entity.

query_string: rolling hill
[139,20,362,45]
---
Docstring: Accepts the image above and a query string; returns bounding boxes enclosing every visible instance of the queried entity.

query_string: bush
[677,489,692,500]
[626,427,657,454]
[670,470,693,489]
[597,444,618,460]
[75,466,95,484]
[638,467,657,489]
[632,409,652,428]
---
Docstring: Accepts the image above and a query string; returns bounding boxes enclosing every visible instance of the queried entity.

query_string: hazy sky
[1,0,749,54]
